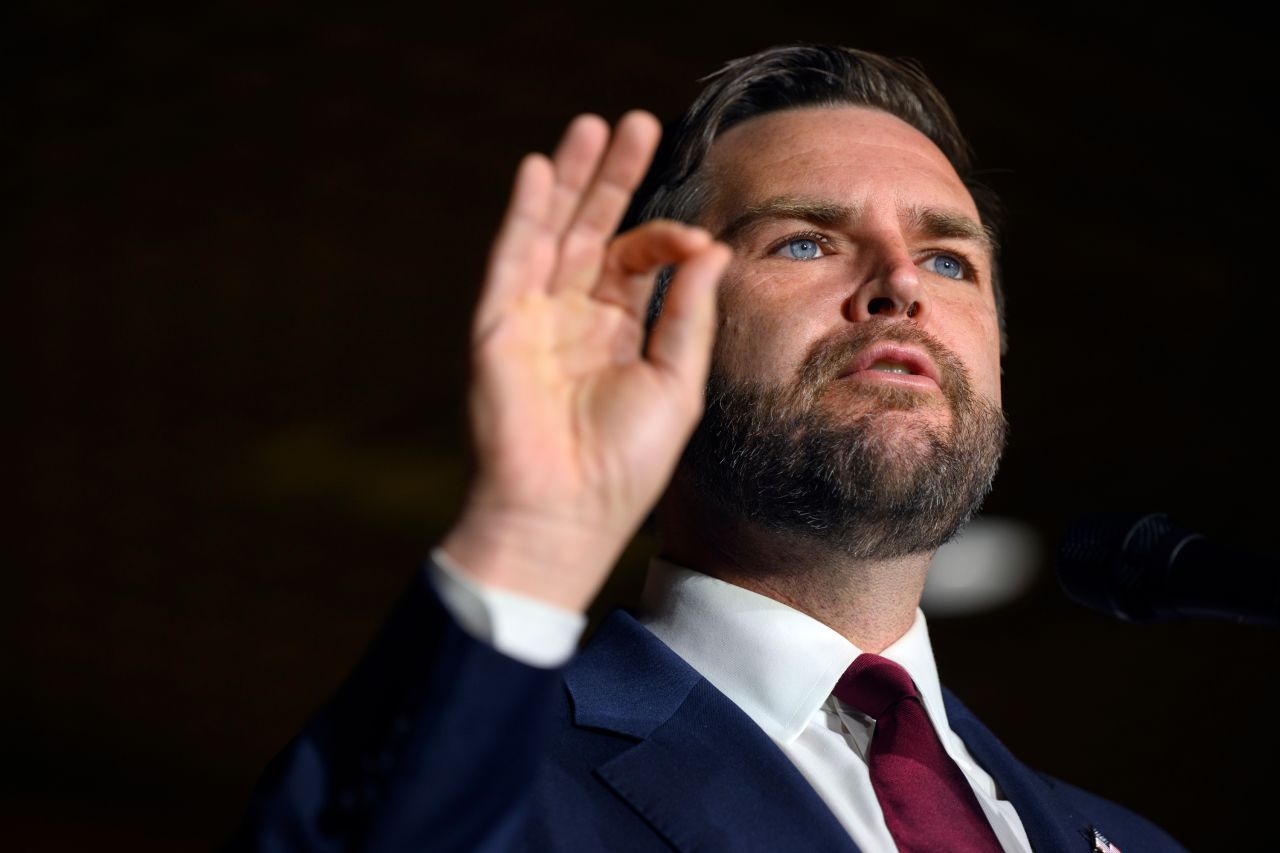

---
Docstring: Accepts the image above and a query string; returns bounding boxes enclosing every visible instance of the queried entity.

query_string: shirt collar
[637,557,949,744]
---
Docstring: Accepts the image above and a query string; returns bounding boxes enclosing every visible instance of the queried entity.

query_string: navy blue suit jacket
[233,566,1187,851]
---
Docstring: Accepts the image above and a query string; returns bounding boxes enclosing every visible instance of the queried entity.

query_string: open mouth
[839,343,942,389]
[866,359,915,375]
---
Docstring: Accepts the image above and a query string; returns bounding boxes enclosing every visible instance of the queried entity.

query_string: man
[234,45,1186,851]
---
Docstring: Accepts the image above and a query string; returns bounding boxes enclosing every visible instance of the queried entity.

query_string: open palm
[443,112,731,611]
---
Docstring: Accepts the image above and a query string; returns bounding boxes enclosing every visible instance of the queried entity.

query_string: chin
[824,399,953,444]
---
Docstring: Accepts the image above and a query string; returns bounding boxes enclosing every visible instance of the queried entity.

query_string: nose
[844,249,927,324]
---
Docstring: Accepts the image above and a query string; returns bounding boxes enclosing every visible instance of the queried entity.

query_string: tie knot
[832,653,919,718]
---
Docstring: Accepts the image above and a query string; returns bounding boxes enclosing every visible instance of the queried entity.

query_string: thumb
[645,242,732,399]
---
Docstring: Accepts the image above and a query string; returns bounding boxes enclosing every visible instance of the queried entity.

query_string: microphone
[1057,512,1280,627]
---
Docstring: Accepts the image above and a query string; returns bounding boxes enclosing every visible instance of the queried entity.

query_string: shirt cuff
[427,546,587,669]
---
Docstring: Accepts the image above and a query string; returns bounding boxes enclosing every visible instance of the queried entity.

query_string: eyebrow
[715,195,996,256]
[904,205,998,255]
[716,196,856,244]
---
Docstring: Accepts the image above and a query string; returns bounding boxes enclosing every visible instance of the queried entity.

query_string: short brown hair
[626,44,1006,351]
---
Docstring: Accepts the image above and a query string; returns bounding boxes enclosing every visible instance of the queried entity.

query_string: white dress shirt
[428,549,1032,853]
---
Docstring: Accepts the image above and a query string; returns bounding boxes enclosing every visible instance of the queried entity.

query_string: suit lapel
[566,610,859,853]
[944,687,1092,853]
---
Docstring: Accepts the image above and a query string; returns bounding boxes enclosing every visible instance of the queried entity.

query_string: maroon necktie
[833,653,1003,853]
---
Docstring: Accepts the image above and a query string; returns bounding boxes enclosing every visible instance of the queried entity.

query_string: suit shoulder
[1032,769,1191,851]
[941,686,1190,852]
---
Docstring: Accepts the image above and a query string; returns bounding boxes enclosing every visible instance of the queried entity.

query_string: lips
[837,342,943,389]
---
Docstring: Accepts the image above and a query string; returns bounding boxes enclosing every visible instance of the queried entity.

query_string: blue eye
[927,253,966,279]
[776,237,824,260]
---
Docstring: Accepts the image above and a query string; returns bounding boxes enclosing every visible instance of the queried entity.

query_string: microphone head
[1056,512,1180,622]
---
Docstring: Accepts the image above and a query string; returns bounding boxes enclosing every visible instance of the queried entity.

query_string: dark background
[10,2,1279,849]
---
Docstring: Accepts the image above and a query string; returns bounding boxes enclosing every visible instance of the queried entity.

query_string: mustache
[796,319,971,401]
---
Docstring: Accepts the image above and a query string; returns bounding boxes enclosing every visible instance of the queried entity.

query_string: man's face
[681,105,1007,557]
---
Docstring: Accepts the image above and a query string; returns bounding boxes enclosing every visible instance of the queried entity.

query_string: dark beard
[681,320,1007,559]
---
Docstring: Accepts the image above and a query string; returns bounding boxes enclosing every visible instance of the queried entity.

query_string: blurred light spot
[921,516,1041,616]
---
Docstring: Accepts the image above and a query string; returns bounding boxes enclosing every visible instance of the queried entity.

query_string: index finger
[550,110,662,295]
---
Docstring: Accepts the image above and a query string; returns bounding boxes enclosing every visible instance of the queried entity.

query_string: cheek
[714,267,817,382]
[941,300,1002,403]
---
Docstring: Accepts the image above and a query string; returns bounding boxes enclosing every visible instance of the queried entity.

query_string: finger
[551,110,662,295]
[646,242,733,396]
[474,152,556,340]
[595,220,713,320]
[546,114,610,235]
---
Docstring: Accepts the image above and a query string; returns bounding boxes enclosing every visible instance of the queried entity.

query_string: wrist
[440,504,629,613]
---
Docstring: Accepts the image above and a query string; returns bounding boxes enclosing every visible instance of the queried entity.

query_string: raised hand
[441,111,732,612]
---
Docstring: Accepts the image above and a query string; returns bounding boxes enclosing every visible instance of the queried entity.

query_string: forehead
[701,106,978,228]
